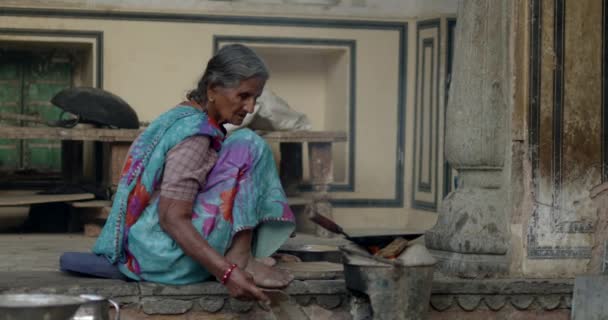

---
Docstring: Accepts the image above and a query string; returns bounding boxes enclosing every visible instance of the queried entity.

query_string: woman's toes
[268,278,285,288]
[256,257,277,267]
[272,253,301,263]
[278,269,294,285]
[286,273,295,283]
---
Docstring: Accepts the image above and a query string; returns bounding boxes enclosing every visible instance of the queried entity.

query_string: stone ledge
[430,278,573,312]
[432,278,574,295]
[139,279,346,296]
[0,272,350,315]
[0,272,575,315]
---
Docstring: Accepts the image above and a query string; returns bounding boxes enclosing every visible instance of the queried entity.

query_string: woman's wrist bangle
[220,263,238,285]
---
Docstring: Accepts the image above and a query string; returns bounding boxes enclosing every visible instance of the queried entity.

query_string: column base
[429,249,509,278]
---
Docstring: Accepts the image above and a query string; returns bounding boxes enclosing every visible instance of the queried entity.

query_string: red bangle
[220,264,238,285]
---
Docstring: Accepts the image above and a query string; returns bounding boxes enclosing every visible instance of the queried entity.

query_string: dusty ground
[0,233,350,319]
[0,234,95,271]
[0,233,345,272]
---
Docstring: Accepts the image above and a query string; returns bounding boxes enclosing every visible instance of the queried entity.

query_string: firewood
[375,237,409,259]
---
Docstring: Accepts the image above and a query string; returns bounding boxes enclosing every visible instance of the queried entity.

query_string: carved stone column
[425,0,512,277]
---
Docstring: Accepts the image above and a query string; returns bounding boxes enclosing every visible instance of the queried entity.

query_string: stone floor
[0,233,576,319]
[0,233,352,319]
[0,233,347,272]
[0,234,96,271]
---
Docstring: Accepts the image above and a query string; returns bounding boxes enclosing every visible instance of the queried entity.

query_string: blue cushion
[60,252,128,280]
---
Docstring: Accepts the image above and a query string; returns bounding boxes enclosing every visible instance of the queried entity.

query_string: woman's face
[207,77,265,125]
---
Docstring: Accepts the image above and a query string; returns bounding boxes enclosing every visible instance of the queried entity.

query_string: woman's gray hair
[187,44,269,104]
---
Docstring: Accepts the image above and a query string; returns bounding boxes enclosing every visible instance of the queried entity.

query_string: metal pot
[340,243,436,320]
[0,293,87,320]
[72,294,120,320]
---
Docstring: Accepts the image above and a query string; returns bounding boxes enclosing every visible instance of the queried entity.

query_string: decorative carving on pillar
[425,0,512,277]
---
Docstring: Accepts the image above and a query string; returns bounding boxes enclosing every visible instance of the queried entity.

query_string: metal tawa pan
[51,87,140,129]
[344,228,424,248]
[309,212,424,248]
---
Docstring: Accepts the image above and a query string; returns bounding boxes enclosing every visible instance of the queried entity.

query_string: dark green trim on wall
[603,0,608,182]
[0,8,407,208]
[213,36,356,193]
[552,0,564,205]
[0,7,405,30]
[412,19,440,211]
[417,38,435,193]
[0,28,103,88]
[443,18,456,197]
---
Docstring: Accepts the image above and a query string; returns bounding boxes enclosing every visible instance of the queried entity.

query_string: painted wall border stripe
[412,18,440,211]
[604,0,608,182]
[417,39,434,193]
[443,18,457,197]
[552,0,564,211]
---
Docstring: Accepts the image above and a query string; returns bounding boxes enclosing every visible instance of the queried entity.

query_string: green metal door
[0,54,72,174]
[23,58,72,172]
[0,60,24,171]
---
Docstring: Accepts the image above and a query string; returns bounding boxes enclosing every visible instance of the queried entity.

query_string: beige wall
[0,5,456,231]
[247,46,348,183]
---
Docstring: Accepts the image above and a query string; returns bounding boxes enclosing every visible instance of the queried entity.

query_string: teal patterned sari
[93,105,295,285]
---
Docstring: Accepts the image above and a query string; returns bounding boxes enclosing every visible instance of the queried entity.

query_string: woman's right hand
[224,267,270,302]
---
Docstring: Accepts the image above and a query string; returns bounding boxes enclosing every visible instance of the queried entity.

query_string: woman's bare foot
[245,255,294,288]
[224,230,292,288]
[256,256,277,267]
[271,253,302,263]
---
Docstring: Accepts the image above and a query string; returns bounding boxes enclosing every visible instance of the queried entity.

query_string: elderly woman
[90,44,296,301]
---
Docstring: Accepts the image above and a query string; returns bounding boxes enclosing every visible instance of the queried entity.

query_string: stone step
[0,271,350,319]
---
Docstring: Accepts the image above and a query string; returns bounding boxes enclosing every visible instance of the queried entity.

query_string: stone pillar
[425,0,512,277]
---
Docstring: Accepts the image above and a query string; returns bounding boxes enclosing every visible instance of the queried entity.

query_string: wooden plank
[257,130,347,143]
[0,126,347,143]
[69,200,112,208]
[0,126,141,142]
[0,193,94,206]
[308,142,334,192]
[61,193,322,211]
[69,196,315,208]
[375,237,409,259]
[69,198,327,227]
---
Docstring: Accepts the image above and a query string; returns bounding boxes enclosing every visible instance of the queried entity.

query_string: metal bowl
[0,293,87,320]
